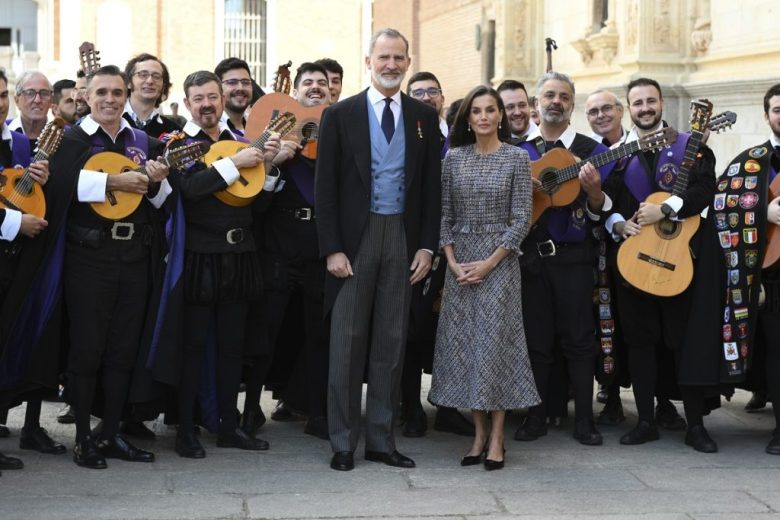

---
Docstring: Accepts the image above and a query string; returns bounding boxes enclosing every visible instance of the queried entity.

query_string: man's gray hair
[367,28,409,56]
[15,70,52,96]
[588,88,623,107]
[536,71,575,97]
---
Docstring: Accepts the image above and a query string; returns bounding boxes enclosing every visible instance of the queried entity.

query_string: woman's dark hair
[449,85,510,148]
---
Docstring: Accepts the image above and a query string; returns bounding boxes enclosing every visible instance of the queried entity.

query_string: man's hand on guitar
[28,160,50,185]
[579,162,605,210]
[19,214,48,237]
[768,196,780,226]
[636,202,664,226]
[262,132,282,164]
[614,217,641,239]
[145,159,170,183]
[230,147,264,169]
[327,252,354,278]
[409,249,432,284]
[271,140,302,167]
[107,171,149,194]
[531,177,543,192]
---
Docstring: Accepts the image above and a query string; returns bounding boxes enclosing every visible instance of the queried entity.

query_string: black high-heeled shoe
[461,441,488,466]
[484,444,505,471]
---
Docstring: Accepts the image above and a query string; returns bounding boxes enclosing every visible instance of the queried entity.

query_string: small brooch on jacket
[417,120,423,139]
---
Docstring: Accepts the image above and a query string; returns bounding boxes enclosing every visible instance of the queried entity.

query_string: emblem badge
[722,324,732,341]
[658,163,678,190]
[599,304,611,320]
[734,306,749,320]
[749,146,768,159]
[740,341,749,358]
[715,213,727,230]
[730,232,740,247]
[717,180,728,192]
[745,176,758,189]
[739,192,758,209]
[723,305,730,323]
[732,289,743,305]
[726,194,739,208]
[600,337,613,354]
[745,212,755,225]
[745,249,758,268]
[728,213,739,228]
[599,288,611,303]
[718,230,732,249]
[723,342,739,361]
[744,160,761,173]
[730,177,743,190]
[727,163,740,176]
[743,227,758,244]
[729,269,739,286]
[714,193,726,210]
[600,319,614,335]
[738,322,749,339]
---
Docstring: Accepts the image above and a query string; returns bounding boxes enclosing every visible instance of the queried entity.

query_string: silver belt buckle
[110,222,135,240]
[294,208,313,221]
[226,228,244,244]
[536,239,556,257]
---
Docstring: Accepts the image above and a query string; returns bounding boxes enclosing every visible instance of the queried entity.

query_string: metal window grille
[223,0,267,82]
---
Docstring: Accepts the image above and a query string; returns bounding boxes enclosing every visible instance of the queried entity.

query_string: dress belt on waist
[67,221,145,242]
[188,222,249,244]
[276,206,315,221]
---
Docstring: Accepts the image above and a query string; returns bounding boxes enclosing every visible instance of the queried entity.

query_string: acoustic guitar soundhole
[539,169,560,195]
[301,122,318,140]
[13,177,33,196]
[654,219,681,240]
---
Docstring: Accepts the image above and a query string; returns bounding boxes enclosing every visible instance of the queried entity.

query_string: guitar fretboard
[671,130,704,197]
[554,140,642,184]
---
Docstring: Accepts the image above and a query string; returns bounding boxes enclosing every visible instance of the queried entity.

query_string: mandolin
[530,127,678,224]
[245,61,324,160]
[206,111,296,207]
[0,118,66,218]
[87,141,210,220]
[616,100,726,297]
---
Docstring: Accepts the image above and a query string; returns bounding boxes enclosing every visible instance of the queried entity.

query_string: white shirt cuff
[421,249,433,256]
[586,194,612,221]
[664,195,683,215]
[77,170,108,202]
[605,212,626,242]
[213,157,241,186]
[1,208,22,241]
[263,166,281,192]
[147,178,172,209]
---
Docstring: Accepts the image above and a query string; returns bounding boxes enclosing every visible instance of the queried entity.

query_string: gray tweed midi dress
[428,143,540,410]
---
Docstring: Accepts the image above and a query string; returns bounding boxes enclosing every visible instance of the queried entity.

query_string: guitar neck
[19,150,50,183]
[557,140,642,183]
[250,131,271,152]
[671,130,704,196]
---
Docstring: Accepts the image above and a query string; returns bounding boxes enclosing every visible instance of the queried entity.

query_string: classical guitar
[616,100,718,297]
[245,61,325,160]
[530,127,678,224]
[206,112,296,207]
[87,141,210,220]
[763,174,780,269]
[0,118,66,219]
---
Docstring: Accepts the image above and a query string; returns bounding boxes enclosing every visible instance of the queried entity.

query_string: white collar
[770,133,780,149]
[183,119,236,139]
[625,121,665,144]
[7,117,23,133]
[79,114,133,136]
[367,85,402,107]
[1,124,11,141]
[123,100,161,126]
[512,120,538,141]
[527,123,576,149]
[439,117,449,137]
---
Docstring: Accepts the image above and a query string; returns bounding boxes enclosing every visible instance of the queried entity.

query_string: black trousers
[64,240,149,442]
[521,246,597,422]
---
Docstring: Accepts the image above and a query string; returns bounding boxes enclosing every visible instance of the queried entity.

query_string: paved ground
[1,381,779,520]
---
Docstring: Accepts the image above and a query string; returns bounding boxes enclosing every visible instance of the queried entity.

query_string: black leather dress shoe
[240,407,267,438]
[20,427,66,454]
[57,405,75,425]
[685,425,718,453]
[766,433,780,455]
[99,434,155,462]
[514,415,547,441]
[461,442,487,466]
[484,457,504,471]
[303,416,329,440]
[73,437,107,469]
[433,407,475,437]
[175,432,205,459]
[0,451,23,470]
[365,450,415,468]
[573,418,603,446]
[745,391,768,412]
[330,451,354,471]
[217,428,269,451]
[402,406,428,438]
[0,424,9,438]
[596,385,609,404]
[120,421,156,440]
[596,400,626,426]
[270,401,305,422]
[655,402,687,431]
[620,421,660,445]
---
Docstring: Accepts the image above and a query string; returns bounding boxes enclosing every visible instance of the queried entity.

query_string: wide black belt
[188,222,249,244]
[67,221,150,247]
[277,206,315,221]
[531,239,581,258]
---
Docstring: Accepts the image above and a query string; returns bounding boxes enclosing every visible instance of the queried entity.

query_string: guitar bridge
[637,252,675,271]
[238,175,249,187]
[106,190,118,206]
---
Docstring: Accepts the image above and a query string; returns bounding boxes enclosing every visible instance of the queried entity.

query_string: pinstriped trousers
[328,213,412,453]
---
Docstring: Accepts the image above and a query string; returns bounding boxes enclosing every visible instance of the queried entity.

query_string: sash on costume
[89,128,150,165]
[9,131,32,168]
[624,132,690,202]
[712,143,773,381]
[285,157,316,206]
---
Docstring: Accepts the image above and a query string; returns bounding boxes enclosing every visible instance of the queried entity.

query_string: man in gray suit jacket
[315,28,441,471]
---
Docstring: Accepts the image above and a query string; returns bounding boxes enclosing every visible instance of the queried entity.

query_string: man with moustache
[123,54,181,138]
[399,71,474,439]
[72,71,90,121]
[513,71,612,447]
[214,58,255,136]
[51,79,78,125]
[585,90,625,147]
[316,28,441,471]
[497,79,537,143]
[170,70,280,458]
[315,58,344,103]
[0,68,50,473]
[602,78,716,450]
[241,62,332,441]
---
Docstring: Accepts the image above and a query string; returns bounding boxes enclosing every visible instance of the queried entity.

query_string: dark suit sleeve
[419,108,441,252]
[677,145,716,219]
[314,105,344,258]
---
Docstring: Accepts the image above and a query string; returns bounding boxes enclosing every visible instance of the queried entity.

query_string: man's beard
[372,70,405,91]
[633,110,662,130]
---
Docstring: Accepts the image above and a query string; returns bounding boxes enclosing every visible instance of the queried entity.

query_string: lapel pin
[417,120,423,139]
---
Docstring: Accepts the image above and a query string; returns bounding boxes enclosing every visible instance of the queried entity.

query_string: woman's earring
[467,124,472,132]
[498,122,502,129]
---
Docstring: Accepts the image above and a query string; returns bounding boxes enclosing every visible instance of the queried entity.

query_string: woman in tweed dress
[429,86,540,470]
